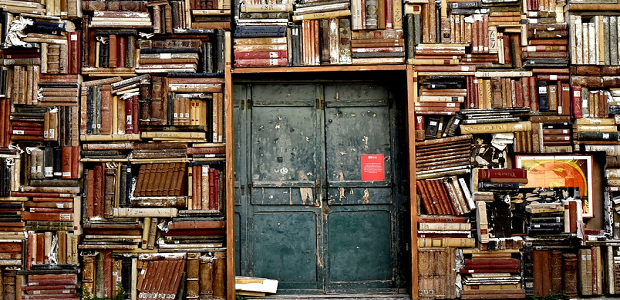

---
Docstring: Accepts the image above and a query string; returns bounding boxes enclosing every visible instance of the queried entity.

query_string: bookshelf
[0,0,236,298]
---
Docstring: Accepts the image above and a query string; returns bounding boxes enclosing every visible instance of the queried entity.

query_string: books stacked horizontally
[460,249,526,299]
[459,107,531,134]
[523,23,569,68]
[415,75,465,119]
[10,106,45,143]
[159,218,225,251]
[136,39,201,73]
[233,3,290,67]
[415,134,473,179]
[573,118,618,143]
[0,239,23,267]
[38,75,81,106]
[233,36,288,67]
[418,217,471,239]
[417,215,475,248]
[351,29,403,64]
[79,221,144,251]
[22,273,80,300]
[477,168,527,191]
[89,11,152,28]
[416,176,473,215]
[529,115,572,153]
[413,44,469,69]
[525,190,565,235]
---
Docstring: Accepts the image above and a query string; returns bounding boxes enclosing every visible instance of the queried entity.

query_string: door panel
[323,84,397,292]
[251,211,320,290]
[327,210,392,283]
[247,84,323,293]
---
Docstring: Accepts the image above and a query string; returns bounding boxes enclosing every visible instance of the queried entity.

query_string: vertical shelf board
[225,66,236,300]
[406,65,419,299]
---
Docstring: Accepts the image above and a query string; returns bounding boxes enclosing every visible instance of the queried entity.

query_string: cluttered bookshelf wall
[0,0,236,298]
[228,0,620,296]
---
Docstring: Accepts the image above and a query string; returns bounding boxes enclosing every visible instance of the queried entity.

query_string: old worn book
[460,121,531,134]
[418,247,457,298]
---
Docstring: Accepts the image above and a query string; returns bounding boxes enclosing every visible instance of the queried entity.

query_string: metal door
[235,82,405,294]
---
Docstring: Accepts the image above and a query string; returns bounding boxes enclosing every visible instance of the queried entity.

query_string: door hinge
[247,99,252,110]
[316,99,324,110]
[240,100,245,110]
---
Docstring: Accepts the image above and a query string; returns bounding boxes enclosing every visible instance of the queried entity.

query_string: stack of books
[573,117,619,143]
[460,249,525,299]
[529,115,572,153]
[415,134,473,180]
[476,168,527,191]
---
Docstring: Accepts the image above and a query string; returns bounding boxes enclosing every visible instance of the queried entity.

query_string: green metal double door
[234,82,406,294]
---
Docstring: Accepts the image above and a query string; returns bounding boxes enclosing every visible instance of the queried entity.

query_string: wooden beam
[225,63,236,300]
[406,64,419,300]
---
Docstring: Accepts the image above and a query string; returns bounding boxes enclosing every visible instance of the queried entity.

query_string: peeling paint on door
[299,171,314,205]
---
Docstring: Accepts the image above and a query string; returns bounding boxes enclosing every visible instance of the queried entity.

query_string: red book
[13,192,74,198]
[132,94,140,134]
[234,58,288,67]
[108,34,118,68]
[234,50,287,60]
[514,78,524,107]
[36,233,44,264]
[465,258,520,269]
[125,95,134,134]
[572,86,582,118]
[67,32,81,74]
[61,146,72,179]
[529,76,538,112]
[71,145,80,179]
[103,250,113,298]
[26,231,34,270]
[385,0,393,29]
[416,181,435,215]
[478,168,527,180]
[117,35,127,68]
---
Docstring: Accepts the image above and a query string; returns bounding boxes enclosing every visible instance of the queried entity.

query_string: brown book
[186,253,200,298]
[213,251,226,298]
[579,248,593,295]
[563,253,578,297]
[93,164,104,218]
[550,249,563,294]
[22,211,73,222]
[100,84,112,135]
[199,255,214,297]
[147,217,158,250]
[104,167,116,218]
[417,181,436,215]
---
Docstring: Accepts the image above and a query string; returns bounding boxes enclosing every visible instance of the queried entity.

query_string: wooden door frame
[230,66,415,298]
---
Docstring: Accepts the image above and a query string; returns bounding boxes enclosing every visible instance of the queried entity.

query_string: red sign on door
[361,154,385,181]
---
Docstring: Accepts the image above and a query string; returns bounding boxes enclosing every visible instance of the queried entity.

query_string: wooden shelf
[231,64,407,74]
